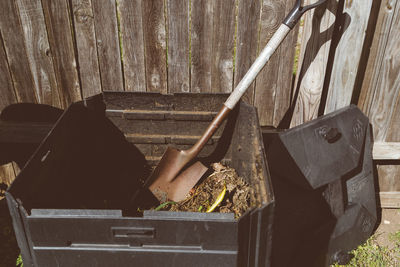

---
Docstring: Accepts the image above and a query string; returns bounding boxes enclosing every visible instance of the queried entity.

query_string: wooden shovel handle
[186,105,231,157]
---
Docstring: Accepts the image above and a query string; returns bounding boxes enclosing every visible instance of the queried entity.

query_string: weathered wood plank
[167,0,190,93]
[117,0,146,92]
[0,0,37,103]
[211,0,236,93]
[41,0,81,107]
[0,34,18,189]
[379,192,400,208]
[253,0,285,126]
[378,164,400,192]
[92,0,124,92]
[365,0,400,141]
[374,142,400,160]
[359,0,400,193]
[290,0,338,127]
[71,0,102,98]
[358,0,396,114]
[190,0,213,93]
[273,0,298,127]
[359,0,400,141]
[0,34,17,111]
[234,0,261,104]
[142,0,167,94]
[324,0,373,113]
[16,0,61,107]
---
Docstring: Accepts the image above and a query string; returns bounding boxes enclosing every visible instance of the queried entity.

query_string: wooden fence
[0,0,399,207]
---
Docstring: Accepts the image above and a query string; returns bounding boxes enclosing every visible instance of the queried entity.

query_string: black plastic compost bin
[264,105,378,266]
[6,92,273,267]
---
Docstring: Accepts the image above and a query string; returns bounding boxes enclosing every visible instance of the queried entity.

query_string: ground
[333,209,400,266]
[375,209,400,250]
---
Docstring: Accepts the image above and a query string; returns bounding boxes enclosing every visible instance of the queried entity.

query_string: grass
[16,254,23,267]
[331,232,400,267]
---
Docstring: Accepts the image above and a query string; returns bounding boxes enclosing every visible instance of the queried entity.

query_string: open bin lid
[268,105,369,189]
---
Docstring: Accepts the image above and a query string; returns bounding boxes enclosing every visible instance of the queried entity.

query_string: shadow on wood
[278,0,350,129]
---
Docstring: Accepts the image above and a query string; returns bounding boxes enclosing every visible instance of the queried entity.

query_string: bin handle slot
[112,227,155,239]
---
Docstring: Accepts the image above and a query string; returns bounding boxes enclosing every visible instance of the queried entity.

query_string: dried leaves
[158,163,256,218]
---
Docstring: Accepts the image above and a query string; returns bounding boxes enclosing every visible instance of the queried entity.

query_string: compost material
[156,163,256,218]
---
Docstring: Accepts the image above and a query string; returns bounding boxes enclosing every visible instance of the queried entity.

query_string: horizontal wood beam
[373,142,400,160]
[379,192,400,208]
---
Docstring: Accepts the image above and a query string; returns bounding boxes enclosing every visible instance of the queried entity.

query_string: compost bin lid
[269,105,369,189]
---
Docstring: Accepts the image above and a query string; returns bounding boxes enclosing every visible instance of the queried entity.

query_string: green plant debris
[16,254,23,267]
[154,201,176,211]
[331,234,400,267]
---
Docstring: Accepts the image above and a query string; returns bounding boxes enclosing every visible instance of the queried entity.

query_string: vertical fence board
[117,0,146,92]
[167,0,189,93]
[211,0,236,93]
[324,0,373,113]
[142,0,167,94]
[290,1,338,127]
[71,0,102,98]
[234,0,261,104]
[16,0,61,107]
[0,1,37,103]
[92,0,124,92]
[364,2,400,141]
[358,0,397,116]
[0,35,17,111]
[190,0,213,93]
[360,0,400,194]
[253,0,285,126]
[42,0,81,107]
[0,35,18,189]
[273,0,297,127]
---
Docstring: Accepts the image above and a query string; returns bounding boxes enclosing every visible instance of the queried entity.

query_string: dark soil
[157,163,256,218]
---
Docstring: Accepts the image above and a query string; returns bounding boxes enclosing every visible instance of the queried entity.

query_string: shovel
[147,0,328,202]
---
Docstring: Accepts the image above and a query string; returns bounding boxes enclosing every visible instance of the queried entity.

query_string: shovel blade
[148,147,208,202]
[166,161,208,202]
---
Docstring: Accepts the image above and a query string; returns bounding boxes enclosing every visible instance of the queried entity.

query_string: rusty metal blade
[148,147,195,202]
[147,106,231,202]
[164,161,208,202]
